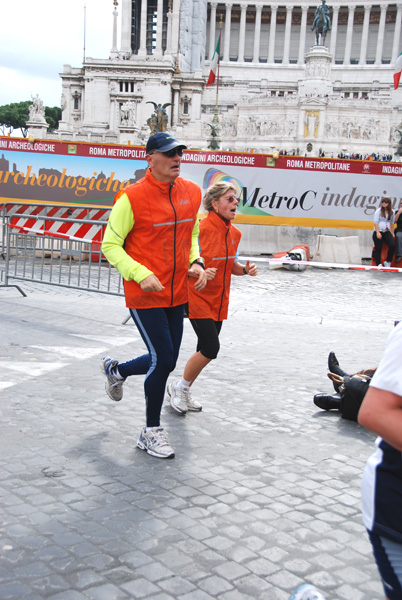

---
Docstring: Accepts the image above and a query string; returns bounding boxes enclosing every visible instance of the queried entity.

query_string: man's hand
[245,260,258,277]
[188,263,207,291]
[139,274,165,292]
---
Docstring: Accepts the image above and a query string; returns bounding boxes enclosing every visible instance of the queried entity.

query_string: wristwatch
[191,258,205,270]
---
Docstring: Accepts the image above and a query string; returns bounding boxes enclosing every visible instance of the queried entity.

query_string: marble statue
[28,94,46,122]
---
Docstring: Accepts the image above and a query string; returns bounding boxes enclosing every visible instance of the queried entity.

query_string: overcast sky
[1,0,118,108]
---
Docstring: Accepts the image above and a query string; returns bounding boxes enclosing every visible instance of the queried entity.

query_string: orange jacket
[119,170,201,309]
[188,211,241,321]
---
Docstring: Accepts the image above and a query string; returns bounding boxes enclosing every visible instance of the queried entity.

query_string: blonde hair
[203,182,237,212]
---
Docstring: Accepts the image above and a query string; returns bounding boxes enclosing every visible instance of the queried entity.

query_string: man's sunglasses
[162,148,184,158]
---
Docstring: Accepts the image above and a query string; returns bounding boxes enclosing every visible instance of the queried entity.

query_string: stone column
[192,90,202,121]
[298,6,308,65]
[253,5,262,63]
[209,3,218,59]
[343,4,356,65]
[138,0,148,56]
[283,6,293,65]
[375,4,388,65]
[154,0,164,57]
[171,0,180,61]
[110,3,119,58]
[268,6,277,63]
[109,100,116,132]
[224,4,232,61]
[136,98,143,130]
[165,5,172,55]
[172,86,180,126]
[359,5,371,65]
[329,5,339,62]
[120,0,132,54]
[238,4,248,62]
[392,4,402,63]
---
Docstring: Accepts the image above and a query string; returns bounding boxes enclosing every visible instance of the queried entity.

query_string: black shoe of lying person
[328,352,348,378]
[314,392,342,411]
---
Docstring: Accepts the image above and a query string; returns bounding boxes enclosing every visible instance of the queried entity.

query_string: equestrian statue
[311,0,331,46]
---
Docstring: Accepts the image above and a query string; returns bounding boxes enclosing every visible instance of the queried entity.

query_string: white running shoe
[166,380,188,414]
[384,261,391,268]
[186,391,202,412]
[136,427,175,458]
[100,356,126,401]
[289,584,327,600]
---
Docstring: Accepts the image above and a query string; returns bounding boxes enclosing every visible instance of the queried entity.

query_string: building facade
[51,0,402,158]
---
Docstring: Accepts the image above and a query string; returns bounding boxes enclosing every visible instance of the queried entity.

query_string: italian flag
[394,52,402,89]
[206,36,221,87]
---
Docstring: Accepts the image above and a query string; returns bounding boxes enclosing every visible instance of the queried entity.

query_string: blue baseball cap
[145,132,187,154]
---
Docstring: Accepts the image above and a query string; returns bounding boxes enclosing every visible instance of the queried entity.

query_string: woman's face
[381,199,391,210]
[213,189,240,220]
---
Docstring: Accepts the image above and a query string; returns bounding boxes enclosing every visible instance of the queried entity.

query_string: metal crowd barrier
[0,202,125,297]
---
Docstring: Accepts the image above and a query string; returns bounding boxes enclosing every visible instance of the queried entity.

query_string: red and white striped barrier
[6,222,102,246]
[5,203,110,244]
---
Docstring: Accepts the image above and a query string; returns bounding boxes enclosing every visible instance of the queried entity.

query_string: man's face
[146,149,182,183]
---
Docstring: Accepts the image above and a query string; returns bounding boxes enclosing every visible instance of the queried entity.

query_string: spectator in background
[372,197,395,268]
[393,198,402,263]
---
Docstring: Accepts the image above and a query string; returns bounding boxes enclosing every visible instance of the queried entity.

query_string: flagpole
[214,18,222,117]
[212,16,222,128]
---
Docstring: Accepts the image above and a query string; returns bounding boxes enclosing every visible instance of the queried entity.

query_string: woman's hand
[376,231,382,240]
[205,268,217,280]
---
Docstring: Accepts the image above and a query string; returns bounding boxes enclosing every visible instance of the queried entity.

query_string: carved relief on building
[305,58,331,80]
[325,116,389,142]
[219,116,238,138]
[120,100,137,128]
[237,114,297,138]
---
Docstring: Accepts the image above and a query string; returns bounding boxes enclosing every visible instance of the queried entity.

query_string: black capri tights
[190,318,223,360]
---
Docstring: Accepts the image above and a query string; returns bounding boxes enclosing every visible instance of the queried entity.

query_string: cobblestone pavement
[1,263,402,600]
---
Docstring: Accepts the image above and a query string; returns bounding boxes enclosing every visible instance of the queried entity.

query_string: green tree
[0,101,61,137]
[0,101,31,137]
[45,106,62,133]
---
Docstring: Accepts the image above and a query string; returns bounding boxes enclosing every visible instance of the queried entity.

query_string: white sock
[113,366,124,380]
[177,378,190,390]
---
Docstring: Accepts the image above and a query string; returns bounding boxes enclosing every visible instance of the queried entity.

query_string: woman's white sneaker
[166,380,188,414]
[166,380,203,412]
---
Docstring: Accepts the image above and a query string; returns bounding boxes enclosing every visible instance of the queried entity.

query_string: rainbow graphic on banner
[202,168,270,217]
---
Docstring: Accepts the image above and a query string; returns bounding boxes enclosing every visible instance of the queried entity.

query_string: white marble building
[52,0,402,158]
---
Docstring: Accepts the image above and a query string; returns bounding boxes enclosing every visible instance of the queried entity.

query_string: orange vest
[120,170,201,309]
[188,211,241,321]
